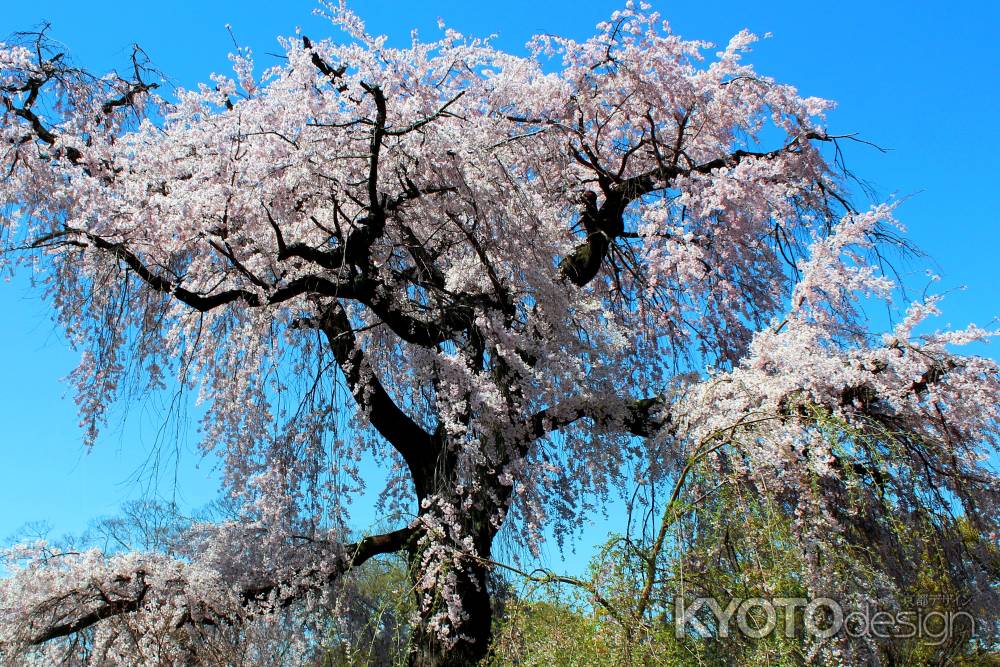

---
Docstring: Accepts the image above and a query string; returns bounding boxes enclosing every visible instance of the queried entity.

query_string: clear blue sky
[1,1,997,572]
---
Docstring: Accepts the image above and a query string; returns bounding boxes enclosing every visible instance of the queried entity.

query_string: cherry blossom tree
[1,2,997,665]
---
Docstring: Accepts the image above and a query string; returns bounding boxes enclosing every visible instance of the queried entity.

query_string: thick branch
[301,35,348,88]
[40,228,457,346]
[242,526,417,604]
[559,132,833,287]
[100,81,157,115]
[28,573,150,645]
[527,395,669,442]
[317,303,437,496]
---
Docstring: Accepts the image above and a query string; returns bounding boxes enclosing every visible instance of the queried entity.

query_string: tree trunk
[407,548,493,667]
[406,492,499,666]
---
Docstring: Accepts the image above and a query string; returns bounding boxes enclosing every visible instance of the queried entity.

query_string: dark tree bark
[405,524,495,666]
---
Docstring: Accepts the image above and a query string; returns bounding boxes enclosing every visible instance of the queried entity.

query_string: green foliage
[485,451,998,666]
[488,595,613,666]
[316,555,416,667]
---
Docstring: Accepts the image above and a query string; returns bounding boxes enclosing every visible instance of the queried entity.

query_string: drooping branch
[527,352,961,446]
[1,81,83,164]
[27,571,151,646]
[1,37,157,166]
[22,526,417,647]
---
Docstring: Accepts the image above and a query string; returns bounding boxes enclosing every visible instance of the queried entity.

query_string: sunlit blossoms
[0,2,997,664]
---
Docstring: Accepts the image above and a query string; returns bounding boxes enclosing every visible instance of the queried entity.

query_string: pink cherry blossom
[0,4,996,664]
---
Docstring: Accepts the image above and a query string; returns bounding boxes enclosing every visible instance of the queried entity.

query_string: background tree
[488,461,1000,666]
[0,2,997,665]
